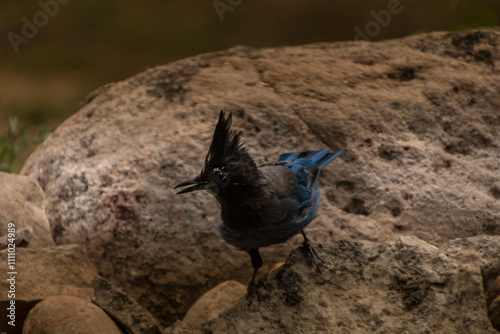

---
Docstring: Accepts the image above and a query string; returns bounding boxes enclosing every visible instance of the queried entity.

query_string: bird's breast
[220,204,262,231]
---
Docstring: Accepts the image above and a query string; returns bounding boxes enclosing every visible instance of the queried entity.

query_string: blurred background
[0,0,498,171]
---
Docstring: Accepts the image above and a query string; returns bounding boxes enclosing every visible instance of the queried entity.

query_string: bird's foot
[301,230,324,270]
[246,279,267,302]
[302,237,324,272]
[247,278,257,298]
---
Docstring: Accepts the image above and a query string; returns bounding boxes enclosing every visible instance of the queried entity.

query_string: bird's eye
[212,167,227,181]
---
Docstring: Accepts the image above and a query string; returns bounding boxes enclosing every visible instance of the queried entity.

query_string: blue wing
[219,150,342,250]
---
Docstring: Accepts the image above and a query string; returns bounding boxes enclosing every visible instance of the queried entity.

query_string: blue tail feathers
[277,149,342,211]
[278,149,342,192]
[278,149,342,171]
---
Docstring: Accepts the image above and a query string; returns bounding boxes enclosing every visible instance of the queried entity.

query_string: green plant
[36,126,51,145]
[0,117,51,173]
[0,117,27,172]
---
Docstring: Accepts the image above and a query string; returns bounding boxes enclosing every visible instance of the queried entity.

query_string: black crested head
[174,110,261,198]
[202,111,260,196]
[204,111,253,169]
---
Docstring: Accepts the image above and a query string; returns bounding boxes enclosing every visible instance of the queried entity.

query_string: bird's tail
[278,149,342,190]
[278,149,342,171]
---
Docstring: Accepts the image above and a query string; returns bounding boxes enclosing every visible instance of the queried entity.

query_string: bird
[174,110,342,293]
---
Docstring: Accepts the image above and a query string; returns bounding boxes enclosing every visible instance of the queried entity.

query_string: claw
[301,230,324,271]
[247,280,257,300]
[246,279,267,302]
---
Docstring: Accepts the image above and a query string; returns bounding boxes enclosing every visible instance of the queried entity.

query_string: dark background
[0,0,498,167]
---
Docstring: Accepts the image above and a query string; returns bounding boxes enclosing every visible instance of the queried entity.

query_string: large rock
[0,172,54,249]
[23,295,123,334]
[200,236,500,333]
[0,244,98,332]
[21,28,500,325]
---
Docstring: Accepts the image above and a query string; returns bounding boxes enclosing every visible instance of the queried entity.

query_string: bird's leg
[301,230,323,271]
[247,249,263,297]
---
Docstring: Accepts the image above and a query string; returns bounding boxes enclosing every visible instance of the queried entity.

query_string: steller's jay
[174,111,342,293]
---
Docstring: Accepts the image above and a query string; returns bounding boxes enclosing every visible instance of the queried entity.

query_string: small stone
[267,262,286,280]
[183,281,246,328]
[0,172,54,249]
[23,295,123,334]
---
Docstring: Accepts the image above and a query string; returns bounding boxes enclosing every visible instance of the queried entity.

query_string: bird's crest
[204,110,256,172]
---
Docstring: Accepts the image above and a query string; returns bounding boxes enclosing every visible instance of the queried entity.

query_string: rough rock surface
[198,236,500,334]
[21,28,500,325]
[182,281,246,328]
[92,276,163,334]
[0,244,98,332]
[23,295,123,334]
[0,172,54,249]
[0,244,97,301]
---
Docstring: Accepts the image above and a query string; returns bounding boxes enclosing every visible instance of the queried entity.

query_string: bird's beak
[174,175,208,194]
